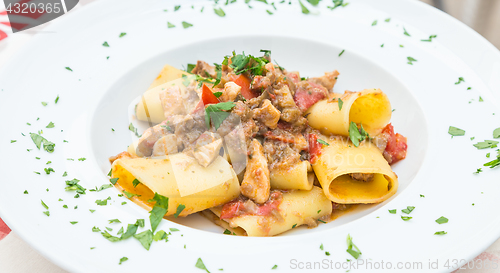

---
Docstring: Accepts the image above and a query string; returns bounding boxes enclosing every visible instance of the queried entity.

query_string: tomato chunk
[293,81,327,112]
[308,133,322,164]
[382,123,407,164]
[220,192,283,219]
[230,74,258,100]
[201,84,220,105]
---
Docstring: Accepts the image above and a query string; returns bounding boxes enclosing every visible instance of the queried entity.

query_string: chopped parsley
[43,211,50,216]
[110,178,119,185]
[41,101,48,106]
[401,216,412,221]
[348,122,369,147]
[385,18,391,22]
[170,228,180,232]
[89,184,113,192]
[182,21,193,29]
[46,122,55,128]
[108,219,121,224]
[136,219,145,228]
[272,265,278,269]
[403,27,411,36]
[41,200,49,210]
[92,226,101,232]
[123,191,141,198]
[174,204,186,218]
[317,139,329,146]
[407,56,417,65]
[388,209,396,214]
[134,230,154,250]
[30,133,55,153]
[205,102,236,129]
[150,193,169,233]
[454,77,465,85]
[346,234,362,259]
[10,140,16,143]
[421,35,437,42]
[65,179,86,194]
[102,41,109,47]
[101,230,120,242]
[266,9,273,15]
[195,258,210,273]
[493,128,500,138]
[434,231,447,235]
[95,197,111,206]
[320,243,324,250]
[132,179,141,188]
[24,190,28,194]
[401,206,415,214]
[119,257,128,265]
[65,67,73,71]
[473,140,498,149]
[338,98,343,110]
[44,168,54,174]
[435,216,448,224]
[371,20,377,26]
[338,49,345,57]
[153,230,168,241]
[128,123,141,137]
[174,5,181,11]
[448,126,465,136]
[292,223,297,228]
[420,194,425,198]
[70,221,78,225]
[167,22,175,28]
[214,7,226,17]
[299,0,309,14]
[119,32,126,38]
[120,224,138,240]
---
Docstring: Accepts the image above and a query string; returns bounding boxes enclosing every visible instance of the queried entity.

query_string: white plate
[1,0,500,272]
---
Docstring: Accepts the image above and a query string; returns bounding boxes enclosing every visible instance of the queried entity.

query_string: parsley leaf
[435,216,448,224]
[195,258,210,273]
[205,102,236,129]
[346,234,362,259]
[119,32,126,38]
[473,140,499,149]
[339,49,345,57]
[401,206,415,214]
[128,123,141,137]
[388,209,396,214]
[299,0,309,14]
[110,178,119,185]
[403,27,411,36]
[119,257,128,265]
[101,230,121,242]
[30,133,55,153]
[124,190,141,198]
[372,20,377,26]
[65,67,73,71]
[348,122,369,147]
[46,122,55,128]
[338,98,343,110]
[167,22,175,28]
[134,230,154,250]
[454,77,465,85]
[150,193,169,233]
[434,231,447,235]
[493,128,500,139]
[108,219,121,224]
[421,35,437,42]
[448,126,465,136]
[182,21,193,29]
[317,139,329,146]
[136,219,145,228]
[121,224,139,240]
[401,216,412,221]
[272,265,278,269]
[174,204,186,218]
[65,179,86,194]
[407,56,417,65]
[102,41,109,47]
[95,197,111,206]
[307,0,321,6]
[214,7,226,17]
[92,226,101,232]
[153,230,168,241]
[41,200,49,210]
[132,179,141,188]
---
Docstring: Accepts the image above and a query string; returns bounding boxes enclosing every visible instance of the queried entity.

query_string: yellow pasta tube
[210,186,332,236]
[111,155,240,217]
[306,89,392,136]
[148,64,190,90]
[312,136,398,204]
[270,161,314,190]
[135,78,187,124]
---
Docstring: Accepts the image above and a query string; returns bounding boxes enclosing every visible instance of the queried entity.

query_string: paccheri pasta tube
[209,186,332,236]
[270,161,314,191]
[148,64,190,90]
[312,136,398,204]
[111,154,240,217]
[306,89,392,136]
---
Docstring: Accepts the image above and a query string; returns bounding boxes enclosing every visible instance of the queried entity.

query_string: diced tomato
[231,74,258,100]
[220,192,283,219]
[294,82,327,112]
[202,84,220,105]
[308,133,322,164]
[286,72,301,84]
[220,199,244,219]
[382,123,407,164]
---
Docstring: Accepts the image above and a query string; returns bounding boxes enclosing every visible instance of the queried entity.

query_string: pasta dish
[109,50,407,236]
